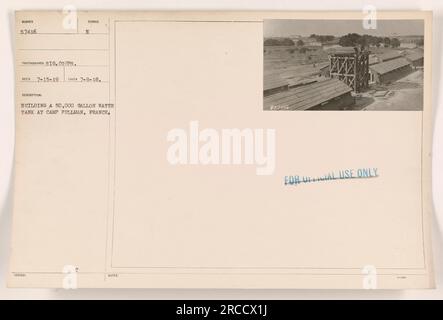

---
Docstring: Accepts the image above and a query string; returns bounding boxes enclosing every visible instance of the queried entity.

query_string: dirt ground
[361,70,423,111]
[264,46,329,83]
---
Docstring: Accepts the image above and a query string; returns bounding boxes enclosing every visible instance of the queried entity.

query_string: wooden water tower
[328,47,369,93]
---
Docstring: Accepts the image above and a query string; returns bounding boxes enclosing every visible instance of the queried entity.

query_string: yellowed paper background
[9,11,434,289]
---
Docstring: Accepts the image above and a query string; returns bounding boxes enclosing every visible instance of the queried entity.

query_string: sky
[264,20,424,38]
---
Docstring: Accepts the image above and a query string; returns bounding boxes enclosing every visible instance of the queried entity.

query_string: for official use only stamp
[284,168,379,185]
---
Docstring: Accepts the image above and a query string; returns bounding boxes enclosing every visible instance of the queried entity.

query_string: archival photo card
[263,20,424,111]
[9,11,433,289]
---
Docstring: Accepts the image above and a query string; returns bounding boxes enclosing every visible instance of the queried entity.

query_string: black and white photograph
[264,20,424,111]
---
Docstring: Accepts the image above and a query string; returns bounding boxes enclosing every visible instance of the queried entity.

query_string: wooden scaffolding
[328,48,369,93]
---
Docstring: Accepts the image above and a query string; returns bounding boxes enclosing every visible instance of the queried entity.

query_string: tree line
[264,33,423,48]
[338,33,400,48]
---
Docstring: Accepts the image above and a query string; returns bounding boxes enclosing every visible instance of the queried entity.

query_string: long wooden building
[369,57,412,84]
[405,52,424,68]
[264,78,354,111]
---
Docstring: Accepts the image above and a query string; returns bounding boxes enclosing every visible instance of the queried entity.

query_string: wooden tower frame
[328,48,369,93]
